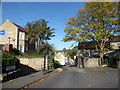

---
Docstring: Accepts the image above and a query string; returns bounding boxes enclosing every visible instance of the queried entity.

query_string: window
[20,33,25,40]
[20,34,23,39]
[19,46,24,53]
[19,46,22,53]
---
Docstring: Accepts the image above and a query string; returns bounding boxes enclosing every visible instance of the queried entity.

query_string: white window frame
[19,45,25,53]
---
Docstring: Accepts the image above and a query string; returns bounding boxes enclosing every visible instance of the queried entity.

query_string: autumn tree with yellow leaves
[63,1,119,66]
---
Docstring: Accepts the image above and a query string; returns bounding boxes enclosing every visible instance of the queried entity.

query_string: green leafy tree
[47,44,55,70]
[63,2,119,66]
[68,48,77,60]
[25,19,55,70]
[63,48,67,55]
[25,19,55,48]
[37,43,55,70]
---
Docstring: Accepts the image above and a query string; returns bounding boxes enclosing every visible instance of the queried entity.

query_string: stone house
[77,36,120,67]
[0,19,29,53]
[54,51,66,65]
[54,51,74,66]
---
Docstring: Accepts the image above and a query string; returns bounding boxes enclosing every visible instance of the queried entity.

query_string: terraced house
[0,19,28,53]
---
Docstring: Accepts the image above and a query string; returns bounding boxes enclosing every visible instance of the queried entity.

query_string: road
[28,66,118,88]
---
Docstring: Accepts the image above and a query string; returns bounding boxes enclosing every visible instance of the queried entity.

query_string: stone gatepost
[76,50,84,68]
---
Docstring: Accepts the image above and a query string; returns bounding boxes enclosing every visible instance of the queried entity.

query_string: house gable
[0,19,18,46]
[0,19,18,30]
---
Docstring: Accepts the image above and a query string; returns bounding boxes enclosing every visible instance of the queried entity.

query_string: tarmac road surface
[28,66,118,88]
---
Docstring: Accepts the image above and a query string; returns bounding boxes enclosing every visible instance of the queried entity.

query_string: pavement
[2,69,58,89]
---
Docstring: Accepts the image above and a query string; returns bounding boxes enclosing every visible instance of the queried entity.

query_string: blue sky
[2,2,85,50]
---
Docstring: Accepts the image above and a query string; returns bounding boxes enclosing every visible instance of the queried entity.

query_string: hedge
[2,51,19,72]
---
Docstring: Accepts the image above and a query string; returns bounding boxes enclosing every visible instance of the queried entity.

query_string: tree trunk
[48,58,50,70]
[44,56,46,70]
[100,50,104,66]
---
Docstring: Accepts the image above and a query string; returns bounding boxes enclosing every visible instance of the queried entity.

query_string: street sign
[6,65,16,71]
[0,30,6,35]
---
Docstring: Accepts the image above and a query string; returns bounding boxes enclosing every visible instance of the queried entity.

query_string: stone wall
[117,61,120,69]
[84,58,99,68]
[18,58,47,71]
[0,19,17,47]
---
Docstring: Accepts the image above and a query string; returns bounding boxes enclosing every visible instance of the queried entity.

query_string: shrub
[2,51,19,72]
[17,50,41,58]
[103,58,109,64]
[12,48,20,55]
[53,61,61,68]
[115,56,120,61]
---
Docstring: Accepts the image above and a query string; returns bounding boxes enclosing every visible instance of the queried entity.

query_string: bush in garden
[53,61,61,68]
[18,50,41,58]
[12,48,20,55]
[2,51,19,72]
[115,56,120,61]
[103,58,109,65]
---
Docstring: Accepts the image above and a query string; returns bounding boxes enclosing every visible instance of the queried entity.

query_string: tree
[63,48,67,55]
[68,48,77,60]
[63,1,119,66]
[25,19,55,70]
[47,44,55,70]
[37,43,55,70]
[25,19,55,49]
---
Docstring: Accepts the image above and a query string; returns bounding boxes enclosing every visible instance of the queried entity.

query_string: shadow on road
[2,64,38,83]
